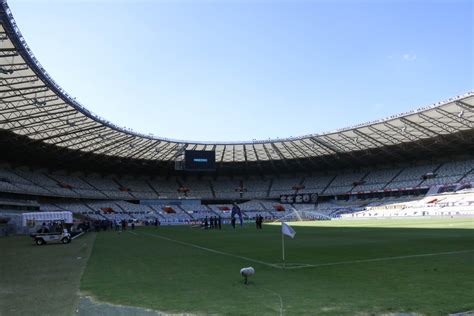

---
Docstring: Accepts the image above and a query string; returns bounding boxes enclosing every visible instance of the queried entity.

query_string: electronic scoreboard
[184,150,216,171]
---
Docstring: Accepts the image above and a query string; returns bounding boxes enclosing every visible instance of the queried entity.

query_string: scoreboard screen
[184,150,216,171]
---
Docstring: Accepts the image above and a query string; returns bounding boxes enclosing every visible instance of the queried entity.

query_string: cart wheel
[36,238,45,246]
[61,237,71,244]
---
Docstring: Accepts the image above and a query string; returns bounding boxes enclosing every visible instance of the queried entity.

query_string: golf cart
[30,229,71,245]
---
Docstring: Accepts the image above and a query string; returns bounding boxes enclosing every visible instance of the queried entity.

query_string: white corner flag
[282,222,296,239]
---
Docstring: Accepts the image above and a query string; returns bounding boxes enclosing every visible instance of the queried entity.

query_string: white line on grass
[263,288,284,316]
[128,232,473,271]
[131,231,282,269]
[284,249,474,270]
[72,232,85,240]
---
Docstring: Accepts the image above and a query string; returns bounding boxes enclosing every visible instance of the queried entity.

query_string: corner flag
[282,222,296,239]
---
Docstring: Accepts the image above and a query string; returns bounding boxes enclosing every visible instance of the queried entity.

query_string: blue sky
[8,0,473,142]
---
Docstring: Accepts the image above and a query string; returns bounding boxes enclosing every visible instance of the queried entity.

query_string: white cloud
[402,53,417,61]
[387,53,417,61]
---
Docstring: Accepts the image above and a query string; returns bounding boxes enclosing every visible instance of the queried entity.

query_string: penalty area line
[130,231,282,269]
[284,249,474,270]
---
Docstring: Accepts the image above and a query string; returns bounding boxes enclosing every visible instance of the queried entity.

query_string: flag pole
[281,222,285,269]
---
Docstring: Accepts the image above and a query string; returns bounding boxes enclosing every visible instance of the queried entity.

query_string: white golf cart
[30,229,71,245]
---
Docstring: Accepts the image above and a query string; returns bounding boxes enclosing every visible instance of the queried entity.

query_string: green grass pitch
[81,218,474,315]
[1,218,473,315]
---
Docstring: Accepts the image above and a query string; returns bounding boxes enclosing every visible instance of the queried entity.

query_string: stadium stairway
[320,175,338,195]
[176,205,195,219]
[382,168,405,189]
[417,163,444,187]
[454,166,474,184]
[348,171,371,193]
[266,178,273,198]
[145,179,161,197]
[84,204,107,220]
[209,180,216,199]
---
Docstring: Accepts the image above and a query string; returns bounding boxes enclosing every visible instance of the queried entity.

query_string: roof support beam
[418,113,456,134]
[146,141,165,160]
[270,143,292,169]
[297,139,335,168]
[382,121,417,142]
[366,125,398,145]
[105,137,150,157]
[0,85,48,100]
[73,129,119,151]
[0,95,58,109]
[352,129,405,160]
[40,125,105,144]
[319,135,351,152]
[310,136,339,154]
[261,143,279,171]
[251,143,262,168]
[284,141,321,169]
[0,63,29,74]
[352,129,387,148]
[169,143,189,161]
[0,101,66,115]
[0,75,38,87]
[219,145,226,163]
[90,134,136,155]
[299,139,327,156]
[129,140,160,160]
[399,117,439,138]
[435,108,472,128]
[156,142,180,161]
[20,120,97,137]
[455,100,473,110]
[337,132,365,151]
[0,108,76,125]
[0,48,19,58]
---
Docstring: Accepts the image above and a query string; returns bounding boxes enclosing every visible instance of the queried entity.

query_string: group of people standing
[203,216,222,229]
[200,203,266,230]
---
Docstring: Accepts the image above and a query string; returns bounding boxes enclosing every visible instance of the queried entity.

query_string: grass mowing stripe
[131,230,282,269]
[284,249,474,269]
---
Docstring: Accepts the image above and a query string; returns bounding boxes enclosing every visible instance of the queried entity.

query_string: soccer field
[80,218,474,315]
[1,218,473,315]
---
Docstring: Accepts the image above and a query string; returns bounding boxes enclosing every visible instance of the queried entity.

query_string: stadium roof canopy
[0,1,473,173]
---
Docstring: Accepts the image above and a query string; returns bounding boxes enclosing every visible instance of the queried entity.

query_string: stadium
[0,1,473,315]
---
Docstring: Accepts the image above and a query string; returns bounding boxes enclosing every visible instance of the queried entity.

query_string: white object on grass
[240,267,255,284]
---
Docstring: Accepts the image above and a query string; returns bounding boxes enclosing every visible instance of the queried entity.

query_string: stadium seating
[385,164,439,189]
[180,204,217,219]
[114,177,158,200]
[353,168,400,192]
[323,171,367,195]
[179,178,214,199]
[420,160,474,186]
[298,175,335,194]
[0,159,473,225]
[242,177,271,199]
[212,177,241,199]
[268,175,301,198]
[148,178,180,198]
